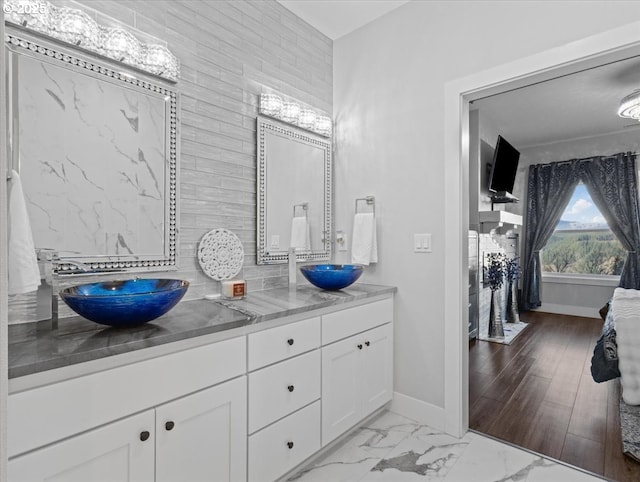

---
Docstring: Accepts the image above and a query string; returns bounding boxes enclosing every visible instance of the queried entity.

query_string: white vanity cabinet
[8,336,248,482]
[321,298,394,446]
[154,376,247,482]
[8,292,395,482]
[247,316,322,482]
[8,409,156,481]
[8,377,247,482]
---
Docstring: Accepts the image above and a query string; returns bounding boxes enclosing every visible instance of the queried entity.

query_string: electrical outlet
[414,233,432,253]
[270,235,280,249]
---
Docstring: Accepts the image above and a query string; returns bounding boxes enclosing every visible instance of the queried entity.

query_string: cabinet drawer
[248,401,320,482]
[248,350,320,433]
[9,336,246,458]
[248,317,320,370]
[322,297,393,345]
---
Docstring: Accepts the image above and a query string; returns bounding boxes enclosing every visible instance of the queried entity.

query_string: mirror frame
[5,26,179,273]
[257,115,332,264]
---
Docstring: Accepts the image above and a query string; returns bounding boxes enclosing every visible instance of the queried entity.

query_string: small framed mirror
[6,27,178,273]
[257,116,332,264]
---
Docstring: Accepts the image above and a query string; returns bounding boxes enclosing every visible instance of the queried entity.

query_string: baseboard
[536,303,600,319]
[390,391,445,431]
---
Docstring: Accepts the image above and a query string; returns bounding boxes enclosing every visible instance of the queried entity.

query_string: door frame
[443,20,640,437]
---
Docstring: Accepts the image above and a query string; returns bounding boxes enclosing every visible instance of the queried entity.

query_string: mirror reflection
[7,28,178,272]
[257,116,332,264]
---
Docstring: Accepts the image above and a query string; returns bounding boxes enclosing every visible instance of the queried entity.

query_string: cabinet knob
[365,341,370,347]
[140,431,150,442]
[287,338,294,346]
[287,385,295,392]
[286,441,294,449]
[357,344,363,350]
[165,421,175,431]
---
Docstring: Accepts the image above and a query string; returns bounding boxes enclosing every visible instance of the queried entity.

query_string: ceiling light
[618,90,640,120]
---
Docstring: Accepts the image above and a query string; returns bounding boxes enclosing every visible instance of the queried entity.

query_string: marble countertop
[9,283,395,380]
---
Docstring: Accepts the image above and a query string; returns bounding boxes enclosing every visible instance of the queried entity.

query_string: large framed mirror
[6,27,178,273]
[257,116,332,264]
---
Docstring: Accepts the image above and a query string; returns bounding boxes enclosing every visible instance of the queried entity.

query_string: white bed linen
[613,287,640,405]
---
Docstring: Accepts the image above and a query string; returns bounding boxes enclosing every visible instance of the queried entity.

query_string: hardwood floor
[469,311,640,482]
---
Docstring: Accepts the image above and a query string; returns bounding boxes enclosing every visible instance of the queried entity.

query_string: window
[542,183,625,276]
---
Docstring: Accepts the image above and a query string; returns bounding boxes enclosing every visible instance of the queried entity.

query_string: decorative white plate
[197,228,244,281]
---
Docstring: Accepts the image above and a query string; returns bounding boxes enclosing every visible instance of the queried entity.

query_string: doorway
[443,17,640,466]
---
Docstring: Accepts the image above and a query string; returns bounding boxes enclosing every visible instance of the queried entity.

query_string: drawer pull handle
[287,385,295,392]
[140,431,150,442]
[357,344,363,350]
[287,338,294,346]
[286,441,294,449]
[165,421,175,431]
[365,341,370,347]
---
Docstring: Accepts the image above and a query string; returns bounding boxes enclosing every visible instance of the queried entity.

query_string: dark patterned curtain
[521,162,580,310]
[579,152,640,289]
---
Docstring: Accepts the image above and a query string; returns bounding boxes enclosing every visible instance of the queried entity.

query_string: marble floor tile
[361,430,473,481]
[288,441,381,482]
[289,411,604,482]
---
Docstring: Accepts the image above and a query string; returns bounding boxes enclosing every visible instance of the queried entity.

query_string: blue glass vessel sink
[59,278,189,327]
[300,264,364,291]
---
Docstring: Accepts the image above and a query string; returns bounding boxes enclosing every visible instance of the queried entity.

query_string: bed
[591,288,640,462]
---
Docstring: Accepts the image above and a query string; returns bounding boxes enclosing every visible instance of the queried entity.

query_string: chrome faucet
[288,247,297,290]
[35,248,59,329]
[35,251,93,329]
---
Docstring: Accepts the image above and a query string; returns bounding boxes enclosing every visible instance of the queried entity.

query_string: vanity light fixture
[259,92,332,137]
[142,44,179,80]
[298,109,317,130]
[259,93,283,117]
[102,27,141,65]
[3,0,180,81]
[618,89,640,121]
[50,6,99,50]
[3,0,51,34]
[314,115,332,137]
[281,102,301,124]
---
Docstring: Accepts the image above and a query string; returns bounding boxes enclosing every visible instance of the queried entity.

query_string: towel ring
[355,196,375,215]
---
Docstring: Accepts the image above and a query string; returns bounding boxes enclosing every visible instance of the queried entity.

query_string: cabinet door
[8,410,154,482]
[360,323,393,416]
[155,376,247,482]
[321,336,361,445]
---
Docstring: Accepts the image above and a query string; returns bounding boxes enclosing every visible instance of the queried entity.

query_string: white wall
[333,0,640,418]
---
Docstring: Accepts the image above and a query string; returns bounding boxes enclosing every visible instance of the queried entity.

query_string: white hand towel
[290,216,310,250]
[351,212,378,265]
[8,170,41,295]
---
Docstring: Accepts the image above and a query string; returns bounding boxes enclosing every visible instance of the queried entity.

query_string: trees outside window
[542,183,625,276]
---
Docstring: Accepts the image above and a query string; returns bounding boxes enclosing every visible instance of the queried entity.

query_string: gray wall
[12,0,332,316]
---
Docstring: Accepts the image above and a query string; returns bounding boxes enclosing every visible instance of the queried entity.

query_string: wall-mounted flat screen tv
[488,135,520,201]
